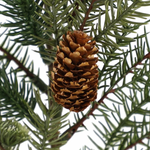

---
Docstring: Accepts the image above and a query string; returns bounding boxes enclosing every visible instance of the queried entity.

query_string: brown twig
[124,139,143,150]
[80,0,97,31]
[0,46,48,94]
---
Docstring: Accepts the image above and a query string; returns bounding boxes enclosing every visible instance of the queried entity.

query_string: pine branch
[125,131,150,150]
[98,0,140,36]
[0,67,36,120]
[89,76,150,149]
[86,31,150,149]
[1,0,150,149]
[25,90,69,150]
[94,0,150,47]
[0,0,44,46]
[104,100,146,149]
[0,0,53,64]
[43,0,150,148]
[0,46,48,94]
[0,34,47,120]
[60,34,150,142]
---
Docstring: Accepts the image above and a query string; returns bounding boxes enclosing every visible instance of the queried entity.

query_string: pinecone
[51,30,98,112]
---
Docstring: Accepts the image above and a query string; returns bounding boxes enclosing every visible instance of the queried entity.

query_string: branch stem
[80,0,97,31]
[0,46,48,94]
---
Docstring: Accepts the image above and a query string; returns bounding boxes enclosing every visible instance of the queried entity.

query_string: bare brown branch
[80,0,97,31]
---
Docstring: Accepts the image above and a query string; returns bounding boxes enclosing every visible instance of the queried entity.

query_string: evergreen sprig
[90,84,150,149]
[0,34,48,94]
[0,0,52,64]
[0,31,48,121]
[34,0,74,46]
[0,66,36,120]
[94,0,150,48]
[25,90,69,150]
[0,0,44,46]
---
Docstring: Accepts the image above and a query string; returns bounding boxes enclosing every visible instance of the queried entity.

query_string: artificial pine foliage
[0,0,150,150]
